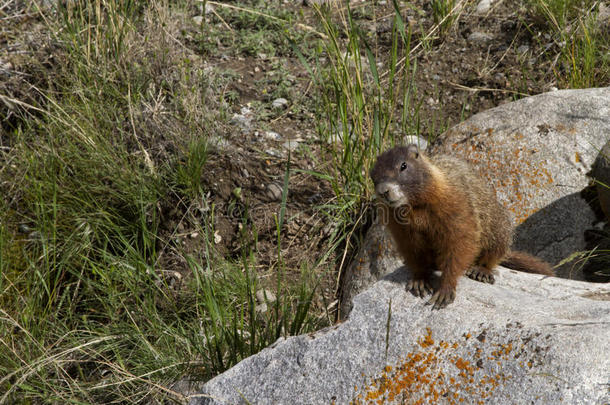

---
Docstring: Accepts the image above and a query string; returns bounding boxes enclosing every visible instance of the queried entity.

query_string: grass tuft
[0,1,325,402]
[529,0,609,88]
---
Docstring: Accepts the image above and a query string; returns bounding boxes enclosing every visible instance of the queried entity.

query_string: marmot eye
[400,162,407,171]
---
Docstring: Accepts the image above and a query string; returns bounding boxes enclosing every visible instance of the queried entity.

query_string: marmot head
[370,144,430,208]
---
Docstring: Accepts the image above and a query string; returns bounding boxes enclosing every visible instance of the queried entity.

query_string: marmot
[370,144,553,309]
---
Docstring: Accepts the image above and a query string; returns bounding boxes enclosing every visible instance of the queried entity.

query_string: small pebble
[266,182,284,201]
[475,0,492,14]
[230,114,251,130]
[272,98,288,109]
[18,224,32,234]
[403,135,428,151]
[282,139,302,152]
[265,149,282,158]
[256,289,277,303]
[265,131,282,141]
[467,32,493,43]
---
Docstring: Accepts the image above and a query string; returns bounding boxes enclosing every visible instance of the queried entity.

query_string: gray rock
[190,267,610,405]
[591,139,610,221]
[207,136,230,152]
[230,114,251,131]
[264,131,282,141]
[254,303,268,314]
[192,16,204,25]
[475,0,492,14]
[516,44,530,54]
[598,3,610,31]
[282,138,302,152]
[467,32,494,44]
[339,219,400,318]
[264,149,281,158]
[431,87,610,279]
[256,289,276,304]
[403,135,429,151]
[271,98,288,109]
[265,182,284,201]
[230,107,254,133]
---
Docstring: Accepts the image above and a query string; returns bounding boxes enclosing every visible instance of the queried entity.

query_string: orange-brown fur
[371,145,553,308]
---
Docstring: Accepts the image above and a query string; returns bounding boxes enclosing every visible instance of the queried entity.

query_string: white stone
[256,289,276,304]
[467,31,494,43]
[475,0,492,14]
[264,131,282,141]
[272,98,288,109]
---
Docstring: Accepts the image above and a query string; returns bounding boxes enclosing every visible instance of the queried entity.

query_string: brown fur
[370,145,553,308]
[501,251,554,276]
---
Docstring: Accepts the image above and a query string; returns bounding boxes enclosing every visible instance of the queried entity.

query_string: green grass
[303,2,416,209]
[528,0,609,88]
[431,0,460,36]
[0,1,326,403]
[196,0,317,58]
[286,1,436,272]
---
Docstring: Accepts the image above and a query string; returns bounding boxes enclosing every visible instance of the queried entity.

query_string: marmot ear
[406,144,419,160]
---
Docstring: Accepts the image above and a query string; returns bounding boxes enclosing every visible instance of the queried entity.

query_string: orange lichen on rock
[418,328,435,348]
[351,330,519,405]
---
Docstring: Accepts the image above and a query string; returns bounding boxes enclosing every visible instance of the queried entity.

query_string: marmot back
[432,155,513,261]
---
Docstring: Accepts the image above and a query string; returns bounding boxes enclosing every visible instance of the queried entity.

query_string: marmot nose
[376,183,391,200]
